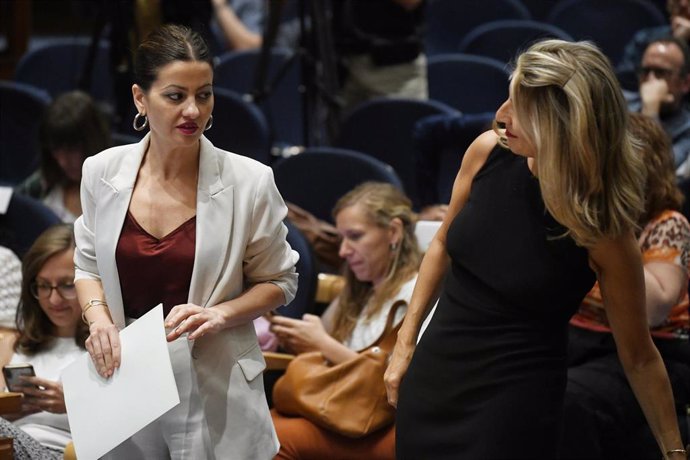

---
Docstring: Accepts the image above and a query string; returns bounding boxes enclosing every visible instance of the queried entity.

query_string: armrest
[0,392,22,414]
[63,441,76,460]
[315,273,345,304]
[264,351,295,371]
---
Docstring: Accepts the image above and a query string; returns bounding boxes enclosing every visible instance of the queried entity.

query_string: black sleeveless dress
[396,146,596,459]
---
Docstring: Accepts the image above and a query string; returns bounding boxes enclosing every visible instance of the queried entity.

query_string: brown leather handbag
[272,301,406,438]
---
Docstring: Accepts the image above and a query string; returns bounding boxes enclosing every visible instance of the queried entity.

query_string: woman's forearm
[319,336,358,364]
[213,282,285,329]
[621,346,684,455]
[212,0,262,50]
[397,239,449,346]
[75,279,112,325]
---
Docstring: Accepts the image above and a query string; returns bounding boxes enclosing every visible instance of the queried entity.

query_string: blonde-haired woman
[385,40,687,459]
[270,182,421,459]
[562,113,690,458]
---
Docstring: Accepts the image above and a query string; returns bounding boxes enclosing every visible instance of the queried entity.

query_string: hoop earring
[133,113,148,131]
[205,115,214,131]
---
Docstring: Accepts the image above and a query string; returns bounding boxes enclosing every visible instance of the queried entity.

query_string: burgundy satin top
[116,211,196,318]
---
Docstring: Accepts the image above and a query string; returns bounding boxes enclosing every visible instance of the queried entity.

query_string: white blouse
[10,337,83,451]
[42,186,77,223]
[343,275,417,351]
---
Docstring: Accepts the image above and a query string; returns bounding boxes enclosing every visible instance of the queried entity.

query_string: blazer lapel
[189,136,234,308]
[96,136,148,327]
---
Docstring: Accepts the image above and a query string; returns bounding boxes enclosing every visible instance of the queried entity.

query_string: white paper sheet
[0,186,12,214]
[62,304,180,460]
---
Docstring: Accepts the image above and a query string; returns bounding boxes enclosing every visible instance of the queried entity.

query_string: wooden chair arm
[315,273,345,304]
[264,351,295,371]
[0,392,22,414]
[63,441,76,460]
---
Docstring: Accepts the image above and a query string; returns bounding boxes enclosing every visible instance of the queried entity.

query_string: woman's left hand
[165,304,227,342]
[20,376,66,414]
[269,314,329,354]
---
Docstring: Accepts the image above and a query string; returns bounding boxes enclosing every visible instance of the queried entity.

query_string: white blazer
[74,134,298,459]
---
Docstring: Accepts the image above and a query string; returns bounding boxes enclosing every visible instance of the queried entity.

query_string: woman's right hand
[384,339,415,408]
[85,319,121,378]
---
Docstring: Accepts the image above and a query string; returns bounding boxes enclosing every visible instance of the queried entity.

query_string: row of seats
[7,47,507,146]
[0,80,275,182]
[1,77,493,211]
[426,0,666,65]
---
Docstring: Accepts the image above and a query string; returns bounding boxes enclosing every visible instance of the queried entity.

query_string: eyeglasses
[30,282,77,300]
[638,66,679,79]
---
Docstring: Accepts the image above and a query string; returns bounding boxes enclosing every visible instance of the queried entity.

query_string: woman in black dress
[385,39,687,459]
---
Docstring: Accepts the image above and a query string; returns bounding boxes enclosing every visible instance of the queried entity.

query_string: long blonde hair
[330,182,421,342]
[509,39,645,246]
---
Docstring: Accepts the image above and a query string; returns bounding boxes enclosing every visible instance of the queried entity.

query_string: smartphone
[2,363,37,393]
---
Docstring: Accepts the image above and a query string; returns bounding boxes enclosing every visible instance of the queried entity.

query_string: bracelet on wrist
[81,299,109,324]
[664,448,687,459]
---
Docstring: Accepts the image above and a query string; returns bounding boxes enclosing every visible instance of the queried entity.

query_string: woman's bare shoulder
[460,130,499,175]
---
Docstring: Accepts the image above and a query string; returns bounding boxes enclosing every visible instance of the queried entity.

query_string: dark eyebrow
[162,83,213,91]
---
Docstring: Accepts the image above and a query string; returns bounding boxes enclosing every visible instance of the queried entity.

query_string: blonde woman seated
[0,224,86,459]
[269,182,422,460]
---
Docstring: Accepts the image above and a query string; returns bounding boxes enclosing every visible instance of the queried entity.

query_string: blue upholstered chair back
[214,48,303,147]
[204,87,272,165]
[426,0,531,55]
[427,54,510,114]
[272,147,403,224]
[459,20,574,64]
[277,219,318,318]
[15,37,114,104]
[337,97,459,209]
[0,191,61,259]
[546,0,666,66]
[0,81,51,185]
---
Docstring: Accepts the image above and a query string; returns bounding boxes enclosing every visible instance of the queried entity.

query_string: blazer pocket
[236,344,266,382]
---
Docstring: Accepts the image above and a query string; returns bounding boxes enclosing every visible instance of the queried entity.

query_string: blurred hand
[269,314,329,354]
[20,376,66,414]
[85,319,121,378]
[384,340,415,408]
[165,303,227,342]
[672,16,690,41]
[640,77,673,116]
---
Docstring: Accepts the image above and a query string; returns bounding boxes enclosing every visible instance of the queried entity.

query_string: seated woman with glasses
[0,224,86,460]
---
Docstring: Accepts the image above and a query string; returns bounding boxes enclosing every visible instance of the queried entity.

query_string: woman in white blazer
[73,25,298,459]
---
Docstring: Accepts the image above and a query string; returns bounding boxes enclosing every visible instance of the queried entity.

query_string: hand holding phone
[3,364,38,393]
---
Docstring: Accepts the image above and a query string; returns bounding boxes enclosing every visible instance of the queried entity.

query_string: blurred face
[669,0,690,19]
[33,249,80,337]
[132,60,214,150]
[335,204,399,288]
[640,42,690,113]
[52,147,83,183]
[495,85,537,158]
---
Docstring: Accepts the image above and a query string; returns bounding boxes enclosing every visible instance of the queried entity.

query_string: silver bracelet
[665,448,687,459]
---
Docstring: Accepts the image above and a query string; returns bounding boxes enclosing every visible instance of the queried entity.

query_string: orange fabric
[271,409,395,460]
[571,210,690,338]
